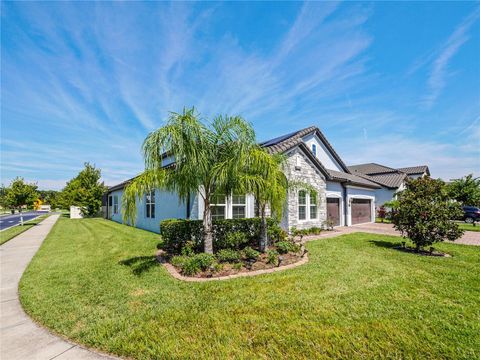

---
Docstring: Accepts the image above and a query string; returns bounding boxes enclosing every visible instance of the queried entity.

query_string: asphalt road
[0,211,48,231]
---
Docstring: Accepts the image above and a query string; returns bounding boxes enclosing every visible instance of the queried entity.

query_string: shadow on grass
[119,256,159,276]
[368,240,399,249]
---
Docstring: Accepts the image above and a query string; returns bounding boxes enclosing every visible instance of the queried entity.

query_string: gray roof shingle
[348,163,398,175]
[355,172,406,188]
[327,170,381,188]
[397,165,430,176]
[349,162,430,189]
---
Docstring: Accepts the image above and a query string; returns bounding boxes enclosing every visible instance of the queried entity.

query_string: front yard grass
[20,218,480,359]
[458,222,480,232]
[0,214,50,245]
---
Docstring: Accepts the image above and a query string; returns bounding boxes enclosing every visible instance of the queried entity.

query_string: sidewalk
[0,215,116,360]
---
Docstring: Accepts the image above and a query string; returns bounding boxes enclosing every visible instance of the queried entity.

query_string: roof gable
[261,126,351,173]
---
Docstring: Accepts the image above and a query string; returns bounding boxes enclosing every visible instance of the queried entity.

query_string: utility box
[70,206,83,219]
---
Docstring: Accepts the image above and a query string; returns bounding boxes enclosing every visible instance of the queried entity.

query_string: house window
[113,195,119,214]
[312,144,317,156]
[232,194,246,219]
[298,190,306,220]
[145,190,155,218]
[210,194,226,220]
[310,191,317,219]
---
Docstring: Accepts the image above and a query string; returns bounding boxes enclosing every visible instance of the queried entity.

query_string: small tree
[392,177,464,251]
[60,163,107,216]
[446,174,480,207]
[377,205,387,223]
[4,177,38,212]
[38,190,60,210]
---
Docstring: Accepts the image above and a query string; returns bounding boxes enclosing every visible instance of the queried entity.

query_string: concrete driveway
[342,222,480,246]
[0,214,116,360]
[304,222,480,246]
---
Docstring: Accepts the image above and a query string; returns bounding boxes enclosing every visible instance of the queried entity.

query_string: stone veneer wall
[283,148,327,230]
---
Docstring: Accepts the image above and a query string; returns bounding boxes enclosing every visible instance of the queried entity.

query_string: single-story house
[106,126,382,233]
[348,163,430,208]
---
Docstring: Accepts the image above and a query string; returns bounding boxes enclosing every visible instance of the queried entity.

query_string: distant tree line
[0,163,107,216]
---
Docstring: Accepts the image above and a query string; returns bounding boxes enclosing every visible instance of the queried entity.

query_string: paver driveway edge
[0,214,119,360]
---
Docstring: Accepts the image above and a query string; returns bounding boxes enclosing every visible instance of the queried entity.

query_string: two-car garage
[326,197,373,226]
[326,181,376,227]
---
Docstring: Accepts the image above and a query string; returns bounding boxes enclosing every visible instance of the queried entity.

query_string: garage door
[327,198,340,226]
[351,199,371,225]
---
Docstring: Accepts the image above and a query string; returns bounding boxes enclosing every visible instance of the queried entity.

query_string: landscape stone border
[156,251,309,282]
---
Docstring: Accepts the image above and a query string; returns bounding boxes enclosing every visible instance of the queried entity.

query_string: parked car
[462,206,480,224]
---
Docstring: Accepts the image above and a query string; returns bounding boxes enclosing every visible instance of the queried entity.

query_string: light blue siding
[374,188,397,208]
[108,188,187,233]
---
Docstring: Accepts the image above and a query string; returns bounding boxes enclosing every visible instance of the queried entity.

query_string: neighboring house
[106,126,381,233]
[348,163,430,208]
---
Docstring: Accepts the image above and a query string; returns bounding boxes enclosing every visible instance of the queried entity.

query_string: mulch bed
[157,250,308,281]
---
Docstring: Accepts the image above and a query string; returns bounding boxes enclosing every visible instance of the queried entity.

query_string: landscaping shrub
[268,224,288,243]
[224,232,248,250]
[276,240,300,254]
[266,249,279,265]
[291,226,322,237]
[173,253,215,275]
[170,255,189,268]
[160,217,278,254]
[216,249,241,263]
[194,253,216,270]
[306,226,322,235]
[392,177,464,250]
[242,246,260,260]
[181,257,201,276]
[180,241,195,257]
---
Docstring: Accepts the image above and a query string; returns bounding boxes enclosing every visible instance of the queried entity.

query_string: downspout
[342,182,348,226]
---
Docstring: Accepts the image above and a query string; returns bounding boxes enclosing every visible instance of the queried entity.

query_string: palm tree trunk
[203,199,214,254]
[259,204,268,252]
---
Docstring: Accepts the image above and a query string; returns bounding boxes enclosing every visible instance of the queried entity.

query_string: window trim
[210,194,227,220]
[232,194,246,219]
[298,190,320,221]
[298,190,307,221]
[145,190,155,219]
[113,195,119,215]
[310,191,318,220]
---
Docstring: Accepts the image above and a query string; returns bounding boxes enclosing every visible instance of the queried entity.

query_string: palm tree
[240,149,288,252]
[122,107,257,254]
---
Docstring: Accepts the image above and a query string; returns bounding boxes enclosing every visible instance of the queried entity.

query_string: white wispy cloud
[341,134,479,181]
[422,6,480,107]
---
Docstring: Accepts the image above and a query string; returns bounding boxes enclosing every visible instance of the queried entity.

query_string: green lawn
[20,218,480,359]
[458,223,480,232]
[0,214,50,245]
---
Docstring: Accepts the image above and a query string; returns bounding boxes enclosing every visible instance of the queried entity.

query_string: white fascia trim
[346,194,376,226]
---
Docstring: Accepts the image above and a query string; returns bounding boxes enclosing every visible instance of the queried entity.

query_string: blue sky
[1,1,479,190]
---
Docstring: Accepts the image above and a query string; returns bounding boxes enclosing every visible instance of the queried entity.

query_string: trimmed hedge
[160,217,278,254]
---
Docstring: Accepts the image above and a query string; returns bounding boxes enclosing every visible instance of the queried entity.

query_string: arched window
[312,144,317,156]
